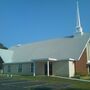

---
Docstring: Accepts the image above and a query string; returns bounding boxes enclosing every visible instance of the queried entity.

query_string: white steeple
[76,0,83,35]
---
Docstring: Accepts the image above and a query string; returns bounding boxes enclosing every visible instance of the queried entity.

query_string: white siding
[3,62,45,75]
[53,61,69,77]
[3,63,33,75]
[35,62,45,75]
[69,61,75,77]
[3,61,75,77]
[87,41,90,61]
[4,64,18,74]
[21,63,32,75]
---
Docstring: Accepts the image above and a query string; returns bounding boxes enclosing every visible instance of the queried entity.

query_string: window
[31,63,33,72]
[8,65,11,72]
[18,64,22,72]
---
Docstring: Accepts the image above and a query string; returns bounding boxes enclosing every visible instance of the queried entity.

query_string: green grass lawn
[19,75,90,90]
[31,76,90,90]
[0,74,90,90]
[81,76,90,80]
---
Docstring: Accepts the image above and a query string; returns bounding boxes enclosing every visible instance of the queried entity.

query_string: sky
[0,0,90,47]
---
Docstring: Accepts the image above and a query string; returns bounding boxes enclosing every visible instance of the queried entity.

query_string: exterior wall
[87,41,90,60]
[3,61,75,77]
[3,64,17,74]
[22,63,33,75]
[3,62,45,76]
[53,61,69,77]
[69,61,75,77]
[86,41,90,74]
[35,62,44,75]
[3,63,33,75]
[74,49,88,75]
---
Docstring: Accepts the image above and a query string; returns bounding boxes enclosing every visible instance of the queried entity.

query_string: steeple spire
[76,0,83,35]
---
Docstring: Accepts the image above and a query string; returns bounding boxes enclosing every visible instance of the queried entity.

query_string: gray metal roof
[8,33,90,63]
[0,49,13,63]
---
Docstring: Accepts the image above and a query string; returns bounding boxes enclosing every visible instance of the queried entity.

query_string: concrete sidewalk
[51,76,90,83]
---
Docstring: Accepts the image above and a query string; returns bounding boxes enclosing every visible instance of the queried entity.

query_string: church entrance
[44,62,52,75]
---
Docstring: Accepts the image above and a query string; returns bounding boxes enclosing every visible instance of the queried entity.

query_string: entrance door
[44,62,52,75]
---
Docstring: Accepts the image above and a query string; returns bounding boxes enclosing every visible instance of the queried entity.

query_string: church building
[0,1,90,77]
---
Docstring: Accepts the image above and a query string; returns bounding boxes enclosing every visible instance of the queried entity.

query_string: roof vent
[16,44,21,47]
[64,35,74,38]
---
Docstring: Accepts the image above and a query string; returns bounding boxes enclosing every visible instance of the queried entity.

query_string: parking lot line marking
[2,83,19,87]
[1,80,32,85]
[24,83,48,88]
[0,79,17,83]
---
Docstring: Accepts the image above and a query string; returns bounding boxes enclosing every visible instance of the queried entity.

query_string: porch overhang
[32,57,57,62]
[32,57,57,77]
[87,60,90,65]
[60,58,75,61]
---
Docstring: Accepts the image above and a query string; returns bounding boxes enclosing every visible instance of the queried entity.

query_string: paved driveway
[0,78,71,90]
[0,78,49,90]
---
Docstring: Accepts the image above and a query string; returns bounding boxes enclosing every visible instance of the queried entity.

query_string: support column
[47,61,49,76]
[33,62,36,76]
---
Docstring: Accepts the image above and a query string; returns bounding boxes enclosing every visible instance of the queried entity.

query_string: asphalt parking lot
[0,78,49,90]
[0,77,71,90]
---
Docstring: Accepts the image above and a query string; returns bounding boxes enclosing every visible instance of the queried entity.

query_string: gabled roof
[0,49,13,63]
[8,33,90,63]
